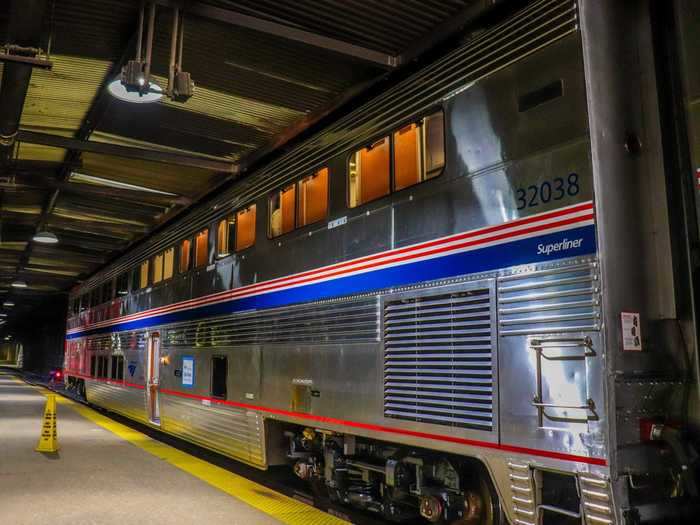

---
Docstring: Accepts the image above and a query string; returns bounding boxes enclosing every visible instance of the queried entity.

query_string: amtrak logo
[537,237,583,256]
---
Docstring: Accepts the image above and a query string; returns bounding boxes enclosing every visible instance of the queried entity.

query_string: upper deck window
[297,167,329,227]
[216,216,235,258]
[269,184,296,238]
[194,229,209,267]
[348,137,390,208]
[163,247,175,280]
[423,111,445,177]
[139,260,150,289]
[116,272,129,296]
[394,123,421,191]
[179,239,191,273]
[152,252,164,284]
[235,204,256,251]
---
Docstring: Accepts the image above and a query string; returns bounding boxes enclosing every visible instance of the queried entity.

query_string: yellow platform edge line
[8,375,347,525]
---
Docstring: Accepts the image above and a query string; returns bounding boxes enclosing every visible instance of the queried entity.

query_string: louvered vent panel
[383,289,494,431]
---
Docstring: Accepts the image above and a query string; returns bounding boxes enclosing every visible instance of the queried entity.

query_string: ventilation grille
[498,261,600,336]
[165,298,379,347]
[383,289,495,431]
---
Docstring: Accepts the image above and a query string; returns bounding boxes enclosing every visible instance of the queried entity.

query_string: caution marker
[36,394,59,453]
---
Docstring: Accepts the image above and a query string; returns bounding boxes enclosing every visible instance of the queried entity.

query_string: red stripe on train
[66,372,607,467]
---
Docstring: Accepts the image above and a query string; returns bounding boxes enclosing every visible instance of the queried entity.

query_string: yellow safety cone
[36,394,59,453]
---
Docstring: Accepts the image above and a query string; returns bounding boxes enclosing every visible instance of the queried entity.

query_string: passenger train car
[64,1,700,523]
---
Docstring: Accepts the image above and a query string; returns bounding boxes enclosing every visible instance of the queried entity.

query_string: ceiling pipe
[0,0,48,166]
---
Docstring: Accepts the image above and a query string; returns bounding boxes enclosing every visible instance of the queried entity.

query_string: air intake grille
[383,289,495,431]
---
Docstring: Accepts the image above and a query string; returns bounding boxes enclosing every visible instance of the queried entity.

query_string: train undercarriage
[285,426,502,525]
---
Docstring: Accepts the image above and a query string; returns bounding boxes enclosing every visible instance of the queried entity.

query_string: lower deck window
[211,355,227,399]
[110,355,124,381]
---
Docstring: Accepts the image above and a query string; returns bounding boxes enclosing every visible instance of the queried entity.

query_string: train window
[423,111,445,178]
[348,137,390,208]
[297,167,329,227]
[216,216,235,258]
[269,184,296,238]
[90,355,97,377]
[211,355,227,399]
[97,355,108,379]
[152,252,164,284]
[110,355,124,381]
[116,272,129,296]
[163,247,175,280]
[236,204,255,252]
[131,268,139,292]
[394,123,421,191]
[179,238,192,273]
[139,260,150,289]
[235,204,256,251]
[194,229,209,267]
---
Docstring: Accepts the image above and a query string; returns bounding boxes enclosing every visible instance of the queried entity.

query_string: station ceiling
[0,0,498,318]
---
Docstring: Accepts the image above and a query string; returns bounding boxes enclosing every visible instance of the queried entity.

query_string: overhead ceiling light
[108,77,163,104]
[0,313,7,317]
[11,280,27,289]
[3,301,15,307]
[70,172,177,196]
[33,230,59,244]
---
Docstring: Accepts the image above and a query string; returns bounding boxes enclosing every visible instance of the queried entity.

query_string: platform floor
[0,372,343,525]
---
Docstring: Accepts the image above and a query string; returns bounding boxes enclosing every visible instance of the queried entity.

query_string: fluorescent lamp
[33,231,59,244]
[70,172,177,196]
[107,78,163,104]
[11,280,27,289]
[3,301,15,307]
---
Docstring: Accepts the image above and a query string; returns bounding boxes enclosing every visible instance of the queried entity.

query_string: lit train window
[348,137,390,208]
[269,184,296,238]
[152,252,164,284]
[179,238,192,273]
[216,216,235,257]
[297,167,329,227]
[139,260,150,289]
[394,123,421,191]
[163,247,174,280]
[194,229,209,267]
[235,204,256,251]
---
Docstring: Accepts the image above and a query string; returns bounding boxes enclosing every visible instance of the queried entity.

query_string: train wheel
[452,466,504,525]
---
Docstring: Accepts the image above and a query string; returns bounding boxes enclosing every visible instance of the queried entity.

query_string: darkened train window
[97,355,108,379]
[297,167,329,227]
[163,247,175,280]
[235,204,256,251]
[269,184,296,238]
[216,216,235,257]
[211,356,227,399]
[139,260,150,289]
[194,229,209,267]
[116,272,129,296]
[179,238,192,273]
[110,355,124,380]
[349,137,390,208]
[104,280,114,302]
[90,355,97,377]
[131,268,139,292]
[152,252,164,284]
[423,111,445,177]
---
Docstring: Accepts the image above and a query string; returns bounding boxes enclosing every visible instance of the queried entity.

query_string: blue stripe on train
[67,224,596,339]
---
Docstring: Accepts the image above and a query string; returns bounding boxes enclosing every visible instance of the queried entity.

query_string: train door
[146,332,161,425]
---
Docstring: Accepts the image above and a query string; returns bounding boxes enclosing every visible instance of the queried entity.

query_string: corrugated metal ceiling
[0,0,493,316]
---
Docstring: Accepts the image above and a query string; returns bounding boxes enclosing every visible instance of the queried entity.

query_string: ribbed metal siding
[383,289,495,430]
[74,0,579,296]
[164,298,380,347]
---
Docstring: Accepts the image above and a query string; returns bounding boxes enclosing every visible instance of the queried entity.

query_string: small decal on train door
[181,356,195,388]
[621,312,642,351]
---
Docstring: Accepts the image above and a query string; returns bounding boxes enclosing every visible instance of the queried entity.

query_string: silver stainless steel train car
[63,1,700,523]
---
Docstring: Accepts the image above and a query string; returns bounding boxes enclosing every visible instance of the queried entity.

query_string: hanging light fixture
[3,300,15,307]
[33,230,59,244]
[11,280,27,289]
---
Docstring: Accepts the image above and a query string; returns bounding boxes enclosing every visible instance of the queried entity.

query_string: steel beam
[17,130,238,173]
[161,1,397,68]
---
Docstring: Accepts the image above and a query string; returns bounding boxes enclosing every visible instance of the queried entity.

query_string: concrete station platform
[0,372,344,525]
